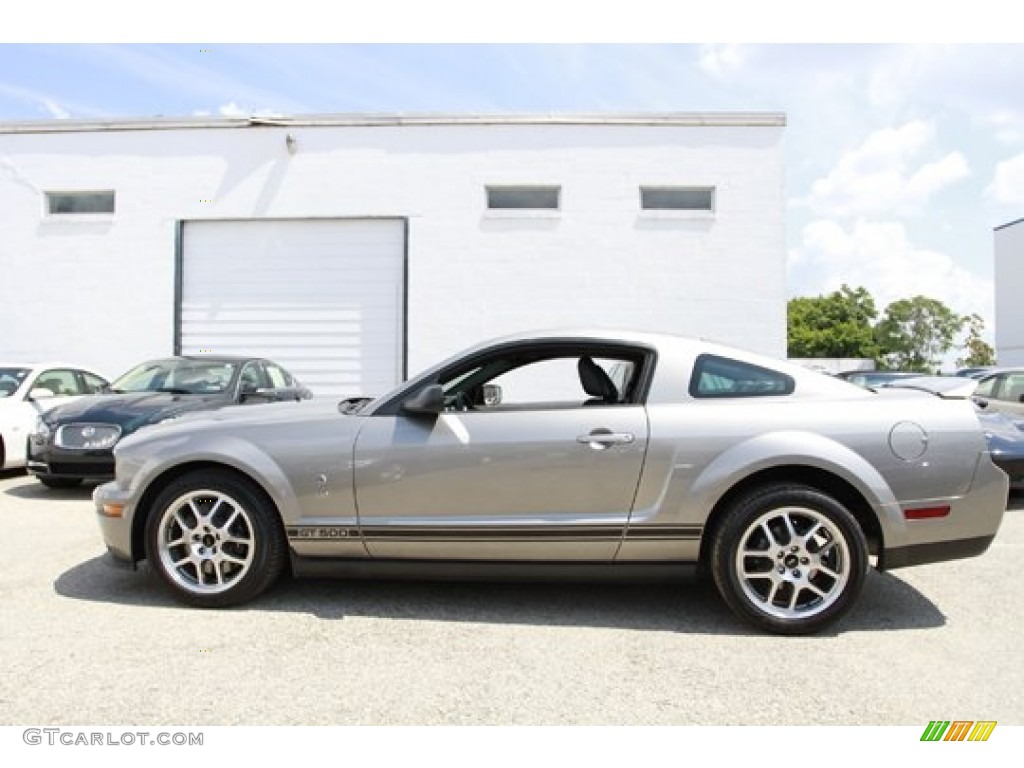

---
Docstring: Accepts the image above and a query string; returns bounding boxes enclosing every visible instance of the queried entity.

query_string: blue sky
[2,35,1022,343]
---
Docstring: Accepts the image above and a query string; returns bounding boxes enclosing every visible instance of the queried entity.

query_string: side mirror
[401,384,444,416]
[29,387,56,400]
[974,397,989,409]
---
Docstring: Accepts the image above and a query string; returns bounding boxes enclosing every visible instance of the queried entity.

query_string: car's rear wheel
[39,476,83,489]
[145,470,286,608]
[710,484,868,635]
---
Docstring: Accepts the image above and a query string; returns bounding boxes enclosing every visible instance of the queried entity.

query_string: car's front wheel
[710,484,868,635]
[145,470,287,608]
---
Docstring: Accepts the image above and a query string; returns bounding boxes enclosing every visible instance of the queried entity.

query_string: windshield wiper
[156,387,193,395]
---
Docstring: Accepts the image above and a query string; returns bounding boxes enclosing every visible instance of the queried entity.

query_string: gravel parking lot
[1,468,1021,726]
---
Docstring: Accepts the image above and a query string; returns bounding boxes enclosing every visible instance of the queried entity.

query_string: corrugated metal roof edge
[0,111,786,134]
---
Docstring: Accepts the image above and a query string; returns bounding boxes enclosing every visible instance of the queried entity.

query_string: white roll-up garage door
[179,218,405,397]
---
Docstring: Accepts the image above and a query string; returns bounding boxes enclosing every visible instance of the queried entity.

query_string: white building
[996,217,1024,366]
[0,113,786,395]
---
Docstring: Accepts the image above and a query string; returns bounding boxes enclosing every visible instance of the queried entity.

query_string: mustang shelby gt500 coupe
[93,331,1008,634]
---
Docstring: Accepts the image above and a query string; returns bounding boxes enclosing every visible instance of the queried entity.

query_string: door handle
[577,429,635,449]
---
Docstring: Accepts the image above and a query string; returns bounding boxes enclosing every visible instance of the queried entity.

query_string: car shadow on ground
[2,476,99,500]
[54,555,946,637]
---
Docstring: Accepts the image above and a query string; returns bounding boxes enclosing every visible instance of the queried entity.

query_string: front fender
[127,433,300,528]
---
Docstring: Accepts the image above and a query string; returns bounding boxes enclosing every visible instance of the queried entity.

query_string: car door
[352,346,651,560]
[7,368,90,465]
[977,372,1024,418]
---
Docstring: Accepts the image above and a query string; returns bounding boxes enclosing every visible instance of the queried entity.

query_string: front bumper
[27,442,115,480]
[93,481,136,563]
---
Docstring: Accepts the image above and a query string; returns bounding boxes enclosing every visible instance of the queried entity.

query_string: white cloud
[218,101,247,117]
[986,152,1024,206]
[807,120,970,218]
[789,219,994,329]
[986,109,1024,146]
[696,44,745,77]
[40,98,70,119]
[0,82,75,119]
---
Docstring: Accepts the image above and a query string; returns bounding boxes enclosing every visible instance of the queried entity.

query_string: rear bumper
[990,453,1024,488]
[879,454,1008,570]
[880,534,995,570]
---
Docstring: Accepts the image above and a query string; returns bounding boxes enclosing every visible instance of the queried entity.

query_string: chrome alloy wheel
[156,490,256,595]
[734,505,851,620]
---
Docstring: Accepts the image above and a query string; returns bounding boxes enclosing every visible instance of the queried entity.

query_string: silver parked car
[93,330,1008,634]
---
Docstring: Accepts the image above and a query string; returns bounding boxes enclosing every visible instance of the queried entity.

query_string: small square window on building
[45,191,116,215]
[640,186,714,212]
[486,186,560,210]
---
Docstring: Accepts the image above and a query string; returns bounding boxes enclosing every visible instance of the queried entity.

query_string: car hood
[116,397,353,447]
[162,397,344,428]
[41,392,230,435]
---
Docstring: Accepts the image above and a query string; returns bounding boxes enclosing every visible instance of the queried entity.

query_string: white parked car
[0,363,109,470]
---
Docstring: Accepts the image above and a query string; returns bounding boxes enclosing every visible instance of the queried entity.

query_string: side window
[79,372,109,394]
[239,362,266,392]
[489,358,589,406]
[439,350,643,411]
[690,355,794,398]
[264,363,295,389]
[997,374,1024,404]
[32,369,82,397]
[974,376,998,398]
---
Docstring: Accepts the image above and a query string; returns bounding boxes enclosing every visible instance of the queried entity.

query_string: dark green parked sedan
[27,356,310,488]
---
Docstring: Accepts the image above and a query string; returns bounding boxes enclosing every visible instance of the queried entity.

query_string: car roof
[976,367,1024,381]
[426,328,853,386]
[132,356,263,364]
[0,362,102,370]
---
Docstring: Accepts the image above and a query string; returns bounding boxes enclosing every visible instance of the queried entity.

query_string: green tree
[955,313,996,368]
[874,296,965,372]
[787,284,879,359]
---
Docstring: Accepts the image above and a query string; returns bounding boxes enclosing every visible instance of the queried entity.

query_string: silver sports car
[93,330,1008,634]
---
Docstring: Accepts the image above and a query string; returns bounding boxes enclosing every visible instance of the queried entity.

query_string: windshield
[111,360,240,395]
[0,367,30,398]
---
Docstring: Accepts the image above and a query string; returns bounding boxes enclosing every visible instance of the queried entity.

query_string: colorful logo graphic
[920,721,997,742]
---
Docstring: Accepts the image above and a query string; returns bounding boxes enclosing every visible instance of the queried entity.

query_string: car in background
[955,366,996,379]
[835,370,922,388]
[882,375,1024,492]
[0,363,109,471]
[28,356,310,488]
[972,368,1024,419]
[979,410,1024,491]
[92,330,1007,635]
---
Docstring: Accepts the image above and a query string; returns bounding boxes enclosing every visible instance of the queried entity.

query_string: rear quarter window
[690,354,795,398]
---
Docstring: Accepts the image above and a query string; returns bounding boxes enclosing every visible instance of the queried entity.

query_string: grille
[55,423,122,450]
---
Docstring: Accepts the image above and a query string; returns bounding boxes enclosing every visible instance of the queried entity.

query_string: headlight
[31,417,51,443]
[55,423,122,450]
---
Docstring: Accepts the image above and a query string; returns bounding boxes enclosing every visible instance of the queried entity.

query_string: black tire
[710,483,869,635]
[39,476,83,489]
[144,469,287,608]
